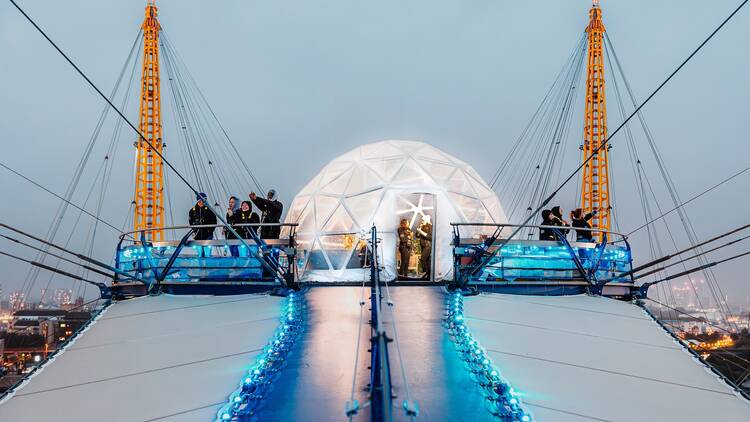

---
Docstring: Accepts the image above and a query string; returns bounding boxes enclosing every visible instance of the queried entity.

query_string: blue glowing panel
[455,241,632,283]
[117,245,267,282]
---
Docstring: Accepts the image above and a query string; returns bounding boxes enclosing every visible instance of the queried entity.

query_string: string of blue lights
[215,291,305,421]
[444,291,533,421]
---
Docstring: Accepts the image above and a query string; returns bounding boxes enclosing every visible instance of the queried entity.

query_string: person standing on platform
[570,208,597,242]
[397,219,413,278]
[549,206,570,239]
[224,196,241,256]
[189,193,217,257]
[235,201,260,239]
[189,193,217,240]
[416,215,433,280]
[249,190,283,240]
[539,209,555,241]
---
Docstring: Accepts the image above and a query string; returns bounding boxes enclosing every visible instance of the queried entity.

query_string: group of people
[397,216,433,280]
[188,189,284,243]
[539,205,598,242]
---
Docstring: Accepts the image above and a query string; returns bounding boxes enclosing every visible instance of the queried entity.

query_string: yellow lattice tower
[580,0,611,240]
[133,0,165,242]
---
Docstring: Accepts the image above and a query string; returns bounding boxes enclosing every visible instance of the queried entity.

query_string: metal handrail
[450,222,628,241]
[119,223,299,241]
[117,223,301,289]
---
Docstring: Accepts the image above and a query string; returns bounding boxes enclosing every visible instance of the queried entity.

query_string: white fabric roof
[284,140,508,281]
[464,293,750,421]
[0,294,281,422]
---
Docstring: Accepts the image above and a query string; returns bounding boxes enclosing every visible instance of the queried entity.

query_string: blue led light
[445,292,534,421]
[215,291,305,421]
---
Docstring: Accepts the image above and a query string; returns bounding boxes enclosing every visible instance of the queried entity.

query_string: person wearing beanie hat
[189,192,217,242]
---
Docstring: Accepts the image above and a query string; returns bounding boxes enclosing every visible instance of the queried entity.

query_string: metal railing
[450,222,633,294]
[114,223,299,290]
[450,222,629,244]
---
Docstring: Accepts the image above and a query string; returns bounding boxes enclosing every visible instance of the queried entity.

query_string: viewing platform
[111,223,298,296]
[451,223,634,297]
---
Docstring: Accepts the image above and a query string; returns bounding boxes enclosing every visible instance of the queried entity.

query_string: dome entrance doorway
[395,192,435,282]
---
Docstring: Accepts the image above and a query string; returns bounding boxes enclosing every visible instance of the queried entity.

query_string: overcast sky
[1,0,748,306]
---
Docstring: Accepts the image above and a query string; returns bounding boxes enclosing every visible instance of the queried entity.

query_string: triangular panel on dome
[322,204,358,234]
[306,237,333,271]
[416,146,455,164]
[286,195,311,223]
[463,166,489,188]
[342,188,384,229]
[444,169,478,197]
[391,140,428,155]
[416,159,457,184]
[447,192,486,221]
[364,156,406,184]
[466,174,497,200]
[318,234,360,271]
[481,197,505,224]
[314,195,341,230]
[318,161,355,193]
[391,157,433,188]
[344,163,385,196]
[297,174,322,197]
[331,147,362,163]
[320,166,355,196]
[286,195,313,237]
[360,142,403,160]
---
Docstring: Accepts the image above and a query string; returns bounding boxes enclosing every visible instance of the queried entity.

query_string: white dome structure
[285,140,508,282]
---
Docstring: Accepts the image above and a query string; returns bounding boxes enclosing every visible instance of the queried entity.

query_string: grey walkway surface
[0,294,282,422]
[465,293,750,421]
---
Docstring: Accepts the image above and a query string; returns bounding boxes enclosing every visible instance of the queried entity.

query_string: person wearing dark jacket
[249,189,283,239]
[189,193,217,240]
[397,219,413,277]
[548,206,570,238]
[416,216,433,280]
[234,201,261,239]
[571,208,597,242]
[539,209,555,241]
[224,196,241,240]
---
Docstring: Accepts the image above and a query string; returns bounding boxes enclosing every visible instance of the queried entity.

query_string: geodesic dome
[285,140,508,281]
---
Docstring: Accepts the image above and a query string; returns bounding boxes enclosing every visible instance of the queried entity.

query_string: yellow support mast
[580,0,611,239]
[133,0,165,242]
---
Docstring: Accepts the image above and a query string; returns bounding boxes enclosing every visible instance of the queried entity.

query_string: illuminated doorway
[395,193,435,281]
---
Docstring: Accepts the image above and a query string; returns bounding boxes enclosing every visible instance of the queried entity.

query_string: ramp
[464,293,750,421]
[0,294,282,422]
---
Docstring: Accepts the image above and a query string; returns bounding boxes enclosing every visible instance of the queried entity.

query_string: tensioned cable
[626,223,750,276]
[466,0,750,280]
[643,249,750,289]
[634,233,750,280]
[16,30,142,304]
[604,30,736,328]
[161,31,265,194]
[603,36,680,316]
[0,249,106,290]
[0,162,121,232]
[541,0,750,221]
[0,222,143,283]
[0,234,113,279]
[627,166,750,236]
[8,0,287,283]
